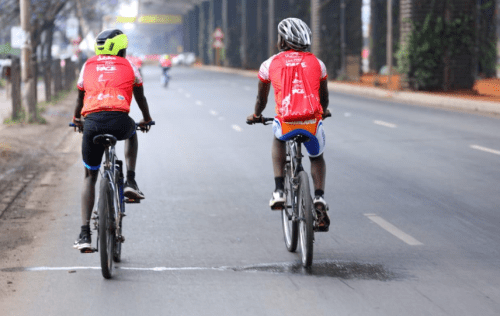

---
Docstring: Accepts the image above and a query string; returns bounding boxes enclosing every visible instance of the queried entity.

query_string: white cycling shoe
[269,190,286,210]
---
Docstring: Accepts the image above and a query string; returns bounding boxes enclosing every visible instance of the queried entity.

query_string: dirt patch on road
[0,91,81,299]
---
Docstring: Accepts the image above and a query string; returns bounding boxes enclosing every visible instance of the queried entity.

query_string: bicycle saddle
[291,135,310,144]
[93,134,117,147]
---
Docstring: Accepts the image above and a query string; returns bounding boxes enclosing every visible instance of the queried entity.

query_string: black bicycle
[249,115,329,267]
[70,121,154,279]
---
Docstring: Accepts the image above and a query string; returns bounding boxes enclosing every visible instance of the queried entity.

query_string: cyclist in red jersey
[247,18,331,230]
[72,29,153,251]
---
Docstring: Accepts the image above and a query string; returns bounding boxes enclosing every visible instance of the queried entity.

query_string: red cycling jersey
[258,50,327,120]
[77,55,143,117]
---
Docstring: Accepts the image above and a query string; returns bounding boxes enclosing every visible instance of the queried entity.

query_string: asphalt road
[2,65,500,315]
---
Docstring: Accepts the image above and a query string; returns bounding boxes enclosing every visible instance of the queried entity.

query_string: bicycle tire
[282,163,298,252]
[98,177,115,279]
[298,171,314,267]
[113,171,123,263]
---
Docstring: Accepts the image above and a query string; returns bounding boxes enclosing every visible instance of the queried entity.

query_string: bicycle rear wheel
[113,169,124,263]
[98,177,115,279]
[298,171,314,267]
[282,163,298,252]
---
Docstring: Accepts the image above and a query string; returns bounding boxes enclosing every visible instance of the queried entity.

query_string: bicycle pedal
[117,235,125,243]
[80,248,97,254]
[125,198,141,204]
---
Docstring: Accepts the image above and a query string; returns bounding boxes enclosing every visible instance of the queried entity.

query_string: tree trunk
[44,27,54,102]
[10,57,22,121]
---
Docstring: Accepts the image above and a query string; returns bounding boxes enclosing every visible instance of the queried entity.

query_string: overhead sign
[138,15,182,24]
[213,28,224,40]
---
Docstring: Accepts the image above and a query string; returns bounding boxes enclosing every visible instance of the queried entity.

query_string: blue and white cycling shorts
[272,118,326,157]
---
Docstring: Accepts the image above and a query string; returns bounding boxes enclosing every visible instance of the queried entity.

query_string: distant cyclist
[159,54,172,79]
[72,29,153,251]
[247,18,331,230]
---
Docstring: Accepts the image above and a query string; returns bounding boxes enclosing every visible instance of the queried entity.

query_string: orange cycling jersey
[77,55,143,117]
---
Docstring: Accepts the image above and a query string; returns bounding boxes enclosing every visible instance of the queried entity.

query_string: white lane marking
[244,86,252,91]
[470,145,500,156]
[22,266,225,272]
[210,110,218,116]
[232,125,242,132]
[344,112,351,117]
[185,93,191,98]
[196,100,203,106]
[374,120,397,128]
[364,214,423,246]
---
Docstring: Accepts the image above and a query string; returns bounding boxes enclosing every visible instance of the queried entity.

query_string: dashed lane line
[373,120,397,128]
[470,145,500,156]
[232,125,242,132]
[196,100,203,106]
[364,214,423,246]
[210,110,218,116]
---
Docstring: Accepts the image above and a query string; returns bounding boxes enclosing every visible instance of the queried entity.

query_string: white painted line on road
[185,93,191,98]
[210,110,218,116]
[232,125,242,132]
[196,100,203,106]
[470,145,500,156]
[364,214,423,246]
[374,120,397,128]
[344,112,351,117]
[21,266,225,272]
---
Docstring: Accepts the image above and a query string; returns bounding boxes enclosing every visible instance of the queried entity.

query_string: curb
[197,65,500,115]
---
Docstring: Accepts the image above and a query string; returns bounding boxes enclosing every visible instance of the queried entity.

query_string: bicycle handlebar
[247,111,331,126]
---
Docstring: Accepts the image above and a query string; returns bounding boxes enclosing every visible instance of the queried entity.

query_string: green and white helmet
[94,29,128,57]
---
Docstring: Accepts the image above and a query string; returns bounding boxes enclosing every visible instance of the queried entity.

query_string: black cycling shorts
[82,111,135,170]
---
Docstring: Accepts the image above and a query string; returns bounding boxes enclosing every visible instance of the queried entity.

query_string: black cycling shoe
[124,179,145,200]
[73,227,92,251]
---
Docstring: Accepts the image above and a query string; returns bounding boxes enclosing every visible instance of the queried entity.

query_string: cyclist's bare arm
[254,81,271,116]
[72,90,85,131]
[319,80,330,118]
[247,81,271,123]
[133,85,153,126]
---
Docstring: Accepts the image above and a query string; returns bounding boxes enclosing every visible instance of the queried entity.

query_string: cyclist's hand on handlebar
[322,109,332,120]
[246,114,264,125]
[138,118,153,132]
[72,117,83,133]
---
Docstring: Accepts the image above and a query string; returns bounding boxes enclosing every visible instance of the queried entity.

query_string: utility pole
[21,0,37,121]
[387,0,393,89]
[340,0,346,77]
[268,0,275,57]
[311,0,320,56]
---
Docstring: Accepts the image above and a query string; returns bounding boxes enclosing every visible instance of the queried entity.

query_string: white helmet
[277,18,312,51]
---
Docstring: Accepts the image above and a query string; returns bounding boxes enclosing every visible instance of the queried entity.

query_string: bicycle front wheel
[282,164,298,252]
[298,171,314,267]
[98,177,115,279]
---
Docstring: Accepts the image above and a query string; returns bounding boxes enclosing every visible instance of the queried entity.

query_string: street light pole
[340,0,346,77]
[387,0,393,89]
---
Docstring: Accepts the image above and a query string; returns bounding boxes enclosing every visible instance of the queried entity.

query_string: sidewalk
[0,83,47,127]
[199,65,500,115]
